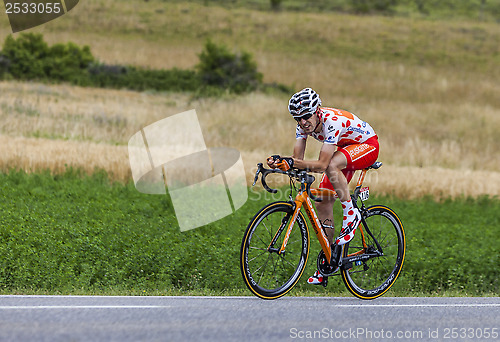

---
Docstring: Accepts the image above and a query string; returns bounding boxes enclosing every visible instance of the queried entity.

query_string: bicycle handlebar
[252,163,322,202]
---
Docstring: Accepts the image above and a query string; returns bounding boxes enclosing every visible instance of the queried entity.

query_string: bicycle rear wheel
[240,201,309,300]
[341,205,405,299]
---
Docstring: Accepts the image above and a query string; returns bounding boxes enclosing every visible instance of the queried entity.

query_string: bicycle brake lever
[253,163,278,193]
[252,163,263,186]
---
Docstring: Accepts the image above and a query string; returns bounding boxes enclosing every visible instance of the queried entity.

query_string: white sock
[341,199,356,227]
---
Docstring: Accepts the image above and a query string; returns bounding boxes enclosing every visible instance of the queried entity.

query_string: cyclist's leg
[331,140,379,245]
[324,151,350,201]
[310,175,337,285]
[316,202,335,242]
[317,152,361,248]
[324,153,360,242]
[317,174,336,246]
[310,139,380,283]
[309,154,350,285]
[338,136,380,172]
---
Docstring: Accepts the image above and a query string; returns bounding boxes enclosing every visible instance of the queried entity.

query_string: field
[0,170,498,296]
[0,1,498,295]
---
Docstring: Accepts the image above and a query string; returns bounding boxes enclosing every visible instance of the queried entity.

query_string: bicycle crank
[317,250,340,277]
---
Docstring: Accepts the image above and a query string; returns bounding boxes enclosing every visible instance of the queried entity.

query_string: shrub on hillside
[196,40,263,94]
[0,55,10,79]
[0,33,50,79]
[0,33,94,82]
[45,41,94,83]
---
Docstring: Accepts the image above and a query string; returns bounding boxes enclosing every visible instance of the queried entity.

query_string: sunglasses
[294,113,313,122]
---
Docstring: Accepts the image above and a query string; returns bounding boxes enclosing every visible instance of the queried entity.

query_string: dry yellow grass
[0,81,194,143]
[364,165,500,200]
[2,133,499,200]
[0,134,130,181]
[2,80,498,172]
[0,80,499,199]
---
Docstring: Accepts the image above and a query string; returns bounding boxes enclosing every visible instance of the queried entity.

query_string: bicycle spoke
[249,246,268,251]
[381,234,397,249]
[280,254,298,269]
[378,228,392,247]
[256,254,272,286]
[253,254,270,275]
[287,238,301,245]
[254,232,271,248]
[261,220,273,238]
[247,249,268,264]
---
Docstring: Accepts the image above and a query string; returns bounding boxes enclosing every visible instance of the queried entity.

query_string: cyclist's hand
[267,155,294,171]
[276,157,294,171]
[267,155,280,169]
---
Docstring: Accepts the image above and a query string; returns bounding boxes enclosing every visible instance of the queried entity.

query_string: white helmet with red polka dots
[288,88,322,119]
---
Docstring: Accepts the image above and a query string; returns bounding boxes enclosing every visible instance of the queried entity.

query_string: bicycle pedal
[321,277,328,288]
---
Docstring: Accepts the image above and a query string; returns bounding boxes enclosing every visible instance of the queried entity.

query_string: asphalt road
[0,296,498,341]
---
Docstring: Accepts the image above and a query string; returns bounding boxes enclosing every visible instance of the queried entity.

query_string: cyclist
[267,88,379,285]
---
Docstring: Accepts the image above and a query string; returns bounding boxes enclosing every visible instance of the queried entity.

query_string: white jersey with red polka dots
[295,107,376,146]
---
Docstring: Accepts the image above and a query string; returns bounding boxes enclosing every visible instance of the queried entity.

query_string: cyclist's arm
[293,143,335,172]
[292,139,306,160]
[268,139,306,169]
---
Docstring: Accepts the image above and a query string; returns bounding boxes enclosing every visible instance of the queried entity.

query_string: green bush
[86,63,128,87]
[0,33,94,81]
[196,40,263,94]
[0,33,50,80]
[0,55,10,79]
[45,42,94,83]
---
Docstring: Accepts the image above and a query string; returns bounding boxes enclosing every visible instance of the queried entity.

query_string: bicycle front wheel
[341,205,405,299]
[240,201,309,300]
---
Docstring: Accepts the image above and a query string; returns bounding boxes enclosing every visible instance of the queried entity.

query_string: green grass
[0,169,497,296]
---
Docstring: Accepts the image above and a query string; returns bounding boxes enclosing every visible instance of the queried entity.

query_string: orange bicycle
[240,161,405,300]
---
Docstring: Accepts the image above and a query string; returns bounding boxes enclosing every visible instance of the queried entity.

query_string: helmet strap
[313,108,322,132]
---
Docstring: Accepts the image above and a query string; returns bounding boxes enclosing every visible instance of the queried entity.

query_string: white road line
[329,304,500,307]
[0,304,498,310]
[0,306,171,309]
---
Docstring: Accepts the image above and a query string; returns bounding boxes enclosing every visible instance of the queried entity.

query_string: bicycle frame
[276,168,372,264]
